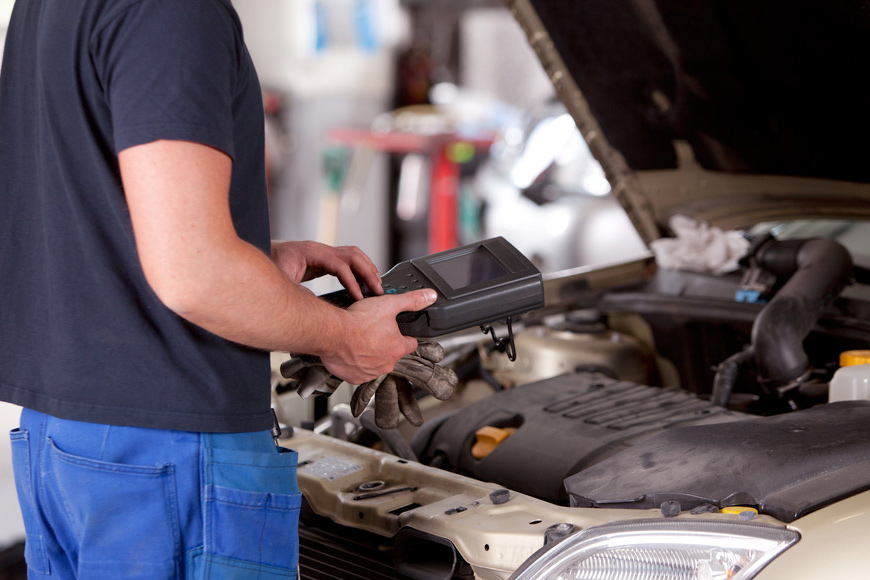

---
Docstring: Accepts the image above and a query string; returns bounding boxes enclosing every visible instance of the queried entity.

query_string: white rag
[650,214,749,275]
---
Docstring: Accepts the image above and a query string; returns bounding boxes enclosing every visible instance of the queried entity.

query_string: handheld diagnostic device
[321,237,544,346]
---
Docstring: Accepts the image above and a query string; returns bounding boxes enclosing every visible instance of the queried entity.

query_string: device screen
[428,246,508,290]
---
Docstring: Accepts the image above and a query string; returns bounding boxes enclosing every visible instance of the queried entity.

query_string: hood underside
[506,0,870,240]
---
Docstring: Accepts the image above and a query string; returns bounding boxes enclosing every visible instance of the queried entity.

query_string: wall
[460,7,555,110]
[0,0,12,71]
[234,0,405,277]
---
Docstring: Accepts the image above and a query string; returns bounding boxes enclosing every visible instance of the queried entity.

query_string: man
[0,0,433,577]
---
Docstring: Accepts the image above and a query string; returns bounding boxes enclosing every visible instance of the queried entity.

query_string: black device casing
[321,237,544,338]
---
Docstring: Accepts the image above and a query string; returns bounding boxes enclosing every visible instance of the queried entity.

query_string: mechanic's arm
[118,139,432,384]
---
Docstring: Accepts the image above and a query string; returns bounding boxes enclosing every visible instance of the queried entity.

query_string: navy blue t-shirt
[0,0,274,432]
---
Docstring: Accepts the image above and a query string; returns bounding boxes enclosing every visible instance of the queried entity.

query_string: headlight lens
[510,519,799,580]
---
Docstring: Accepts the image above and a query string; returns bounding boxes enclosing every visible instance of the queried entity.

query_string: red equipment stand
[326,127,492,253]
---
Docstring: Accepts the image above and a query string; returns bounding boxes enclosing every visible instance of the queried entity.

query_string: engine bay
[278,233,870,579]
[276,0,870,574]
[413,370,748,505]
[398,235,870,513]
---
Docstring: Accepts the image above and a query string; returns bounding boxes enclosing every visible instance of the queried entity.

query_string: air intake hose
[751,238,853,392]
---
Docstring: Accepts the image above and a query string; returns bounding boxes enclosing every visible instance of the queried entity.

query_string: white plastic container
[828,350,870,402]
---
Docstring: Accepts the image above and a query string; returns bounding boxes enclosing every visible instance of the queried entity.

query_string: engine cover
[565,400,870,522]
[413,371,746,503]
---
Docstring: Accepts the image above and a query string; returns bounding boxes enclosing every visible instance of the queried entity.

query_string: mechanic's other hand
[350,341,458,429]
[322,289,436,385]
[271,240,383,300]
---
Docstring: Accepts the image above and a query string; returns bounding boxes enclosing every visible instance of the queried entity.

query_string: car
[274,0,870,578]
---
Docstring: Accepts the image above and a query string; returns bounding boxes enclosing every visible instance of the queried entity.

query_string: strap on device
[480,317,517,362]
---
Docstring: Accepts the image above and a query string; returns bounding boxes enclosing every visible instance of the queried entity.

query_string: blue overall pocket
[48,437,180,578]
[191,444,301,579]
[9,428,51,575]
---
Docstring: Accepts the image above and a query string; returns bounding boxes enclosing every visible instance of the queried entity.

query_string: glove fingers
[297,367,331,399]
[346,340,455,429]
[350,375,385,417]
[392,361,457,401]
[426,367,458,400]
[414,341,445,363]
[279,357,309,380]
[397,381,423,426]
[374,376,401,430]
[392,357,437,385]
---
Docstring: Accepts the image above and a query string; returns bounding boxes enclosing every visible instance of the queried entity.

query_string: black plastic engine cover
[413,371,746,503]
[565,400,870,522]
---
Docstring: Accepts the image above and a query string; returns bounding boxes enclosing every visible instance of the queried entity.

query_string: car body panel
[289,426,870,579]
[763,491,870,577]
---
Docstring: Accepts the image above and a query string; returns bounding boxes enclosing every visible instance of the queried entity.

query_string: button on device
[386,288,397,294]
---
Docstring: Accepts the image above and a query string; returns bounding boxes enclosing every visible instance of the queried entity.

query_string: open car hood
[505,0,870,242]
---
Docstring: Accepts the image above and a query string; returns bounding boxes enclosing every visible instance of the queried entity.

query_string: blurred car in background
[275,0,870,578]
[470,98,648,273]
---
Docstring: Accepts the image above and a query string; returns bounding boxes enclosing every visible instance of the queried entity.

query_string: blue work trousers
[10,408,301,579]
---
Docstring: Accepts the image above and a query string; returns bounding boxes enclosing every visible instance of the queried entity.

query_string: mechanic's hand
[271,240,383,300]
[271,240,431,384]
[321,289,436,384]
[349,341,458,429]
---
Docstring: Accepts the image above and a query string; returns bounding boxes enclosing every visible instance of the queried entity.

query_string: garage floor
[0,402,25,548]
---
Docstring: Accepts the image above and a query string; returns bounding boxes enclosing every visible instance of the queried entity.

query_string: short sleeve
[92,0,242,157]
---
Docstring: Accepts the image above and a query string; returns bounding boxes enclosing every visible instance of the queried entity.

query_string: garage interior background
[0,0,568,552]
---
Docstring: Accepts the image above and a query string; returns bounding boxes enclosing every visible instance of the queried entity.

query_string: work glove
[279,354,343,399]
[279,341,458,429]
[350,341,457,429]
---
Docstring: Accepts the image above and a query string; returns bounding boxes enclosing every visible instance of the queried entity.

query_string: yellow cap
[721,506,758,515]
[471,426,517,460]
[840,350,870,367]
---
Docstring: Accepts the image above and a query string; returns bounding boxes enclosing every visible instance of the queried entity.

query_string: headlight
[510,519,799,580]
